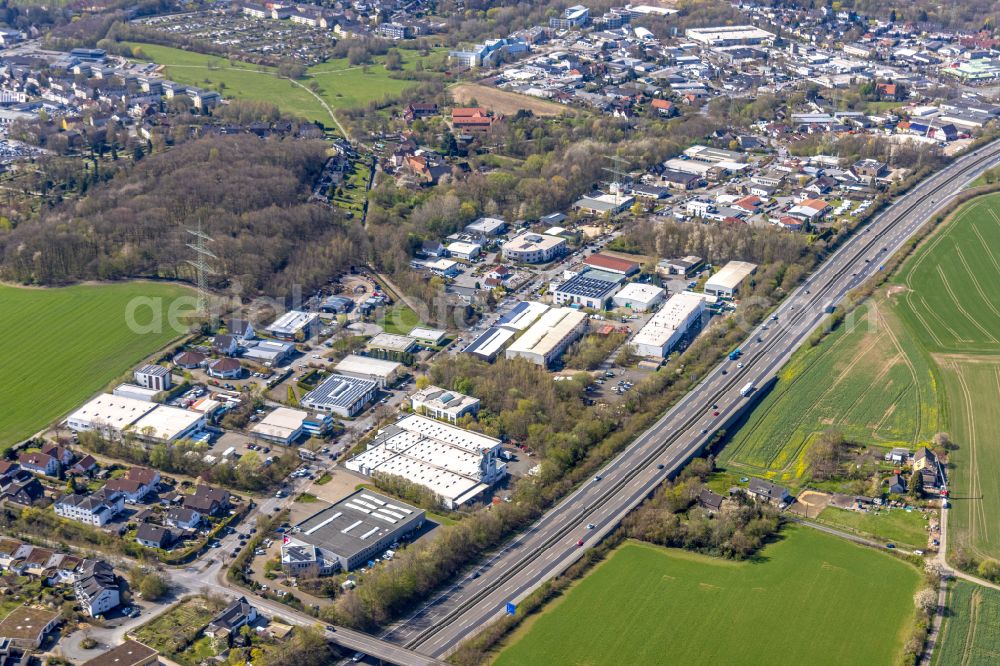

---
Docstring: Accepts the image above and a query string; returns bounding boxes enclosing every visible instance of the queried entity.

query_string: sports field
[719,298,939,489]
[496,528,920,666]
[125,42,442,124]
[0,281,193,449]
[933,581,1000,666]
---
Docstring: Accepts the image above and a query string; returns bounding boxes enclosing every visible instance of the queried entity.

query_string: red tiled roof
[583,253,639,273]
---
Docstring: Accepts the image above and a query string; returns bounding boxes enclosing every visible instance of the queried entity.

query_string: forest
[0,135,366,297]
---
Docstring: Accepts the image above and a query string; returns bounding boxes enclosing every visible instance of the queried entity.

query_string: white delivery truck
[740,382,755,397]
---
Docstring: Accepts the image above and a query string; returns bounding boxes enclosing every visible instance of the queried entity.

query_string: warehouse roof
[583,253,640,274]
[497,300,550,331]
[301,374,377,410]
[464,326,516,360]
[554,270,622,299]
[68,394,156,430]
[506,307,587,359]
[129,405,203,441]
[367,333,417,353]
[631,292,705,348]
[251,407,308,441]
[704,261,758,291]
[335,354,401,378]
[614,282,665,304]
[292,489,424,561]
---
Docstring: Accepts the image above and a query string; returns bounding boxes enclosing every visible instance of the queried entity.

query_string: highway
[379,140,1000,658]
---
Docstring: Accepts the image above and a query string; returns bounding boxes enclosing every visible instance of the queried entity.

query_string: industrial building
[334,355,402,388]
[583,253,640,276]
[367,333,418,354]
[553,269,623,309]
[410,386,481,423]
[612,283,666,312]
[346,414,505,509]
[684,25,775,46]
[446,241,483,261]
[112,384,160,402]
[242,340,296,366]
[505,307,588,366]
[502,232,567,264]
[250,407,308,445]
[497,300,550,330]
[266,310,320,340]
[66,394,156,438]
[703,261,758,298]
[300,373,378,417]
[630,292,706,358]
[283,490,424,574]
[129,405,205,442]
[409,327,447,346]
[463,326,517,362]
[464,216,507,236]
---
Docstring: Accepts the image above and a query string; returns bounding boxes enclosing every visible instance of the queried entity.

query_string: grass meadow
[125,42,443,124]
[933,581,1000,666]
[495,527,920,666]
[0,281,193,449]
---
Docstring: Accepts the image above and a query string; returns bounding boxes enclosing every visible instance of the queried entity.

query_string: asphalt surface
[379,141,1000,658]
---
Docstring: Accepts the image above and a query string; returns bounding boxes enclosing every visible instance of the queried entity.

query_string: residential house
[746,478,792,505]
[135,524,173,549]
[71,455,98,476]
[913,447,940,488]
[697,489,725,514]
[206,596,258,641]
[54,489,124,526]
[451,107,498,133]
[183,485,231,517]
[40,443,73,467]
[212,334,238,356]
[75,559,120,617]
[228,319,255,343]
[887,473,907,495]
[104,478,153,504]
[403,103,438,122]
[0,470,44,506]
[165,507,201,530]
[18,451,59,477]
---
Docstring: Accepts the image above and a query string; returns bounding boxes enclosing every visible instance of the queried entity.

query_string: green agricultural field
[894,195,1000,354]
[718,298,939,489]
[0,281,193,449]
[496,527,920,666]
[934,581,1000,666]
[124,42,443,124]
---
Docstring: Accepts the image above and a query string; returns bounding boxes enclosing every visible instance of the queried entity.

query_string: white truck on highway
[740,382,755,397]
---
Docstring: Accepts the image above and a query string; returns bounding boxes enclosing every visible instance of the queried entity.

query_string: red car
[576,539,584,547]
[713,411,720,417]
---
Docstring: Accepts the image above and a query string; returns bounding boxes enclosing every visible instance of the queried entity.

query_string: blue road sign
[506,602,516,615]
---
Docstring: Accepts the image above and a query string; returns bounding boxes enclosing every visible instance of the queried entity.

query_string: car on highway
[737,362,744,369]
[325,625,336,632]
[576,539,584,547]
[656,463,665,470]
[594,475,602,482]
[700,428,708,434]
[712,411,720,417]
[587,523,595,530]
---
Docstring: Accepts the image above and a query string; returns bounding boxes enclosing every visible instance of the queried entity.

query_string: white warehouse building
[703,261,758,299]
[612,283,666,312]
[505,307,588,366]
[630,292,706,358]
[345,414,506,509]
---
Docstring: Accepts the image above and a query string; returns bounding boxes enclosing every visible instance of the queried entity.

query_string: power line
[185,220,217,315]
